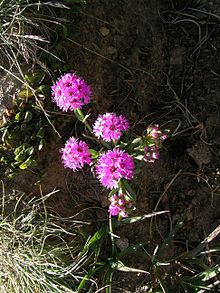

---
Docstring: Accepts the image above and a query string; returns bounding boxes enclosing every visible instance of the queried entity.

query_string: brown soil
[1,0,220,292]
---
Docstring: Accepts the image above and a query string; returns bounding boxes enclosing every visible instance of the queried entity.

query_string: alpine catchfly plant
[53,72,169,218]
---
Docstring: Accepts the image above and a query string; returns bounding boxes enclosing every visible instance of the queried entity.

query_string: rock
[100,27,110,37]
[187,142,212,169]
[106,46,117,59]
[116,237,129,251]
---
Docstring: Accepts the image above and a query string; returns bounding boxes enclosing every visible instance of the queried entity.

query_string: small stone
[106,46,117,55]
[106,46,118,59]
[100,27,110,37]
[187,142,212,169]
[116,237,129,251]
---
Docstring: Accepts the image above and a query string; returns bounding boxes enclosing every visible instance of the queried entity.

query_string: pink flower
[143,146,160,163]
[96,148,135,189]
[93,113,130,142]
[51,73,92,111]
[147,125,168,142]
[143,125,169,163]
[108,193,135,217]
[108,204,121,216]
[60,137,92,171]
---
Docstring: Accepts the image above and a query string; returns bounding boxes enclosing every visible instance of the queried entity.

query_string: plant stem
[74,108,93,133]
[109,215,116,256]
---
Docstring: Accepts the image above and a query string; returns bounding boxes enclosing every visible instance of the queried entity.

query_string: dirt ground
[2,0,220,292]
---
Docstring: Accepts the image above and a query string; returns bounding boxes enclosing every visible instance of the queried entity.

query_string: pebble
[100,27,110,36]
[116,237,129,251]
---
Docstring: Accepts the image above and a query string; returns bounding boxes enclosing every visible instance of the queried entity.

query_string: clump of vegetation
[0,0,85,71]
[0,72,50,177]
[0,186,89,293]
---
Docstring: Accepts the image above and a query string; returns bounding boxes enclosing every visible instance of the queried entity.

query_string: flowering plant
[52,72,169,219]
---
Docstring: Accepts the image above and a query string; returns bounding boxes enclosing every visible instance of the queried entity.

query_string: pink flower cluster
[51,73,92,111]
[143,145,160,163]
[108,193,134,218]
[96,148,135,189]
[143,124,168,163]
[60,137,92,171]
[93,113,129,142]
[147,124,168,141]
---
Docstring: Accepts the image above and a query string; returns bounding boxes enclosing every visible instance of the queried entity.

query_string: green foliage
[77,212,220,292]
[0,188,88,293]
[144,216,220,293]
[0,73,50,177]
[76,212,167,292]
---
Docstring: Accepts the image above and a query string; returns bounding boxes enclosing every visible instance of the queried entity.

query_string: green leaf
[14,145,25,156]
[100,140,112,149]
[36,127,44,139]
[121,210,169,225]
[0,156,8,164]
[14,145,33,162]
[74,108,84,122]
[190,264,220,283]
[24,111,33,122]
[145,137,155,146]
[112,260,149,274]
[18,88,34,98]
[80,228,107,258]
[131,137,142,145]
[36,85,50,96]
[25,146,34,156]
[19,156,35,170]
[15,112,23,121]
[14,150,26,162]
[108,189,117,198]
[25,72,45,86]
[122,180,137,201]
[133,153,144,161]
[77,264,104,292]
[89,149,99,159]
